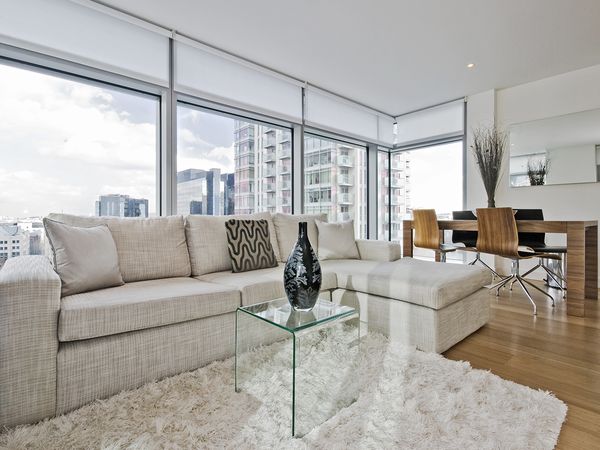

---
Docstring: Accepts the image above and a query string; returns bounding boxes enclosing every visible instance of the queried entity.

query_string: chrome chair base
[468,252,501,279]
[489,260,555,316]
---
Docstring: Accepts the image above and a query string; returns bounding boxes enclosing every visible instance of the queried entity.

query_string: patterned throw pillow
[225,219,278,273]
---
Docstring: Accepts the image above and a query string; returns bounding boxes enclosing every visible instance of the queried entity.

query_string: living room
[1,0,599,448]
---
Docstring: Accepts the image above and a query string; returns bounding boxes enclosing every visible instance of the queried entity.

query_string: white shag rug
[0,327,567,449]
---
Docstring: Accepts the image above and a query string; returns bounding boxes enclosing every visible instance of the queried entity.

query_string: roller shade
[395,100,464,146]
[305,87,394,145]
[0,0,170,86]
[174,36,303,122]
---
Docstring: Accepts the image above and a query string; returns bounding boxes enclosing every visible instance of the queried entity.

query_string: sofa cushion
[185,212,280,276]
[225,219,278,272]
[47,214,191,283]
[315,219,360,260]
[196,264,337,306]
[321,258,490,310]
[59,278,240,341]
[272,213,327,262]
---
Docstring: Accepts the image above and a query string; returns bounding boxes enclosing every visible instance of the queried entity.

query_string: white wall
[466,64,600,281]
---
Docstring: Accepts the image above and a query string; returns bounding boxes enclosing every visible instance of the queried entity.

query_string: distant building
[95,194,148,217]
[222,173,235,215]
[177,168,234,215]
[0,223,30,268]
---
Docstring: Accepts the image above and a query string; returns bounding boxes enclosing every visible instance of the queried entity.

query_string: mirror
[509,108,600,187]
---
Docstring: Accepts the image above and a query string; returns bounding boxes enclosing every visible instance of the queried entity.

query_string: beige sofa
[0,212,490,428]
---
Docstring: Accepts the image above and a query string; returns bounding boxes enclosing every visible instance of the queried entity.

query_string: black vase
[284,222,322,311]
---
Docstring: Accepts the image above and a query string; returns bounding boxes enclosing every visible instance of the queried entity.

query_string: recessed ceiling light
[467,63,475,69]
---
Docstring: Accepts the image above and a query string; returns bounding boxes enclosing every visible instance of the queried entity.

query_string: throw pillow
[225,219,278,273]
[272,213,327,261]
[315,219,360,260]
[44,218,124,297]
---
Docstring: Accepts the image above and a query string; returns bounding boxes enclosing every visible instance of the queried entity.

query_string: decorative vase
[283,222,322,311]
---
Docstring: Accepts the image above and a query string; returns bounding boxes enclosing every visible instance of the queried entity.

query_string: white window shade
[0,0,170,86]
[306,89,394,144]
[174,39,303,122]
[395,100,464,146]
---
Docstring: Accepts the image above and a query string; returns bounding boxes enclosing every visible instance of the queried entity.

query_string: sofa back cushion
[272,213,326,262]
[185,212,280,276]
[46,214,191,283]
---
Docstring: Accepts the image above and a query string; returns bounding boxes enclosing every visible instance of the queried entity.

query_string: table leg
[585,225,598,301]
[403,223,413,258]
[567,223,587,316]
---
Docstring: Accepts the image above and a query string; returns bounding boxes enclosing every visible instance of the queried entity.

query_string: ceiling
[99,0,600,116]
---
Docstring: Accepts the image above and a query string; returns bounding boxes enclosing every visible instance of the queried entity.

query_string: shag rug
[0,328,567,449]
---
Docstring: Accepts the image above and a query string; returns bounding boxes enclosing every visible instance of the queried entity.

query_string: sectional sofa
[0,212,491,428]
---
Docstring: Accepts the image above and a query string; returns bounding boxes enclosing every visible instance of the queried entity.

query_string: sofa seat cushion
[321,258,490,310]
[59,278,240,342]
[47,214,191,283]
[196,265,337,306]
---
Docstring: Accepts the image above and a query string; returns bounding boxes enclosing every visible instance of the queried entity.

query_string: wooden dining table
[402,219,598,317]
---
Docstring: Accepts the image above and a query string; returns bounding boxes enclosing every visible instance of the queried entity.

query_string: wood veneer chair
[476,207,559,315]
[451,210,500,278]
[413,209,459,262]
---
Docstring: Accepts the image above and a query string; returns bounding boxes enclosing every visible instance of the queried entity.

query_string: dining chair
[476,207,560,315]
[413,209,459,262]
[451,210,500,278]
[513,209,567,292]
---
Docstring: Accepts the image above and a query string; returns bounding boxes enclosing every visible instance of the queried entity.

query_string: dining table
[402,219,598,317]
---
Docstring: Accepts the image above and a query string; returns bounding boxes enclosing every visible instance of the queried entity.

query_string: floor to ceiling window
[0,62,159,264]
[303,133,368,238]
[176,103,293,216]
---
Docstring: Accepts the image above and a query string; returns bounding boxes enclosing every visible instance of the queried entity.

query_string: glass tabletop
[238,297,356,333]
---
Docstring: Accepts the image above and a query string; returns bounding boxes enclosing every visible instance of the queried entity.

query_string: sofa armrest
[356,239,402,262]
[0,256,61,427]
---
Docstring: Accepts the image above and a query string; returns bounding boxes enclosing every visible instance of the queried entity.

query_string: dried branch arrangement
[471,126,507,207]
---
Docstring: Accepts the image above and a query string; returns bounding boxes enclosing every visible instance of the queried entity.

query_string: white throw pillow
[44,218,124,297]
[272,213,326,262]
[315,219,360,260]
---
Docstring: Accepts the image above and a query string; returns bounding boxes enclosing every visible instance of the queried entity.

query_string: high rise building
[95,194,148,217]
[378,153,411,241]
[233,121,292,215]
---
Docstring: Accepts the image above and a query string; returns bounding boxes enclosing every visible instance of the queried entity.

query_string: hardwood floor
[444,282,600,449]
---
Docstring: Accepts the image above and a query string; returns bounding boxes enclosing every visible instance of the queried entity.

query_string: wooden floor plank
[443,283,600,449]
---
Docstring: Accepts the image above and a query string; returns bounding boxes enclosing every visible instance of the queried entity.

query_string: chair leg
[493,275,514,296]
[515,277,537,315]
[521,260,542,278]
[521,277,555,307]
[541,266,564,292]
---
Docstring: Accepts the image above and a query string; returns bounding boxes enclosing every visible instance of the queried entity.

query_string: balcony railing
[338,156,353,167]
[280,165,291,174]
[338,175,352,185]
[264,151,276,162]
[280,181,291,190]
[279,147,291,159]
[391,178,402,188]
[338,193,352,204]
[281,197,292,206]
[264,167,276,177]
[338,212,351,222]
[265,182,276,192]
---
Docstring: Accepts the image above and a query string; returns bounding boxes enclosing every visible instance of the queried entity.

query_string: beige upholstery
[59,278,240,342]
[0,256,61,427]
[356,239,402,262]
[57,312,235,415]
[315,219,360,260]
[272,213,326,261]
[321,258,490,310]
[197,264,337,306]
[185,212,280,276]
[333,288,490,353]
[47,214,191,283]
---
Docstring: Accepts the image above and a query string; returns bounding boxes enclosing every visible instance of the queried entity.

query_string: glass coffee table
[235,297,359,437]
